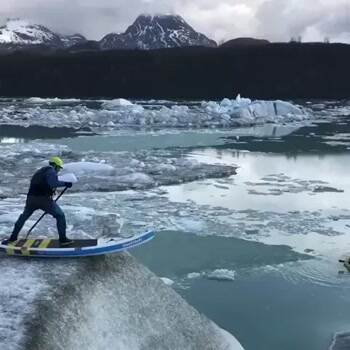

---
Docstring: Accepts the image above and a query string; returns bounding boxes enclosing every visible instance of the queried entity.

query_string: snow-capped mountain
[0,15,216,51]
[0,19,62,47]
[100,14,217,50]
[0,18,87,48]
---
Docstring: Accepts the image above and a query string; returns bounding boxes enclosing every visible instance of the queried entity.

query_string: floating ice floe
[102,98,143,110]
[0,143,237,197]
[160,277,175,286]
[63,162,115,176]
[202,95,306,124]
[245,173,343,196]
[27,97,81,104]
[0,95,310,131]
[207,269,236,281]
[186,270,236,281]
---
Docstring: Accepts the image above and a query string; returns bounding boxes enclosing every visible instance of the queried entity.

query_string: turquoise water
[4,119,350,350]
[132,230,350,350]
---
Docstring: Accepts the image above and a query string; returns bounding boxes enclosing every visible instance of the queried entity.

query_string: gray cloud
[256,0,350,42]
[0,0,349,43]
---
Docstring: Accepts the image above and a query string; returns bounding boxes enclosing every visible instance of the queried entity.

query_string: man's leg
[10,206,35,241]
[44,201,67,242]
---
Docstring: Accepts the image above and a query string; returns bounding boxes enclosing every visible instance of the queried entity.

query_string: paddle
[25,187,68,240]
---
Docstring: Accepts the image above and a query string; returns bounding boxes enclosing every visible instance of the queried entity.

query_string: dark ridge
[220,37,270,47]
[0,43,349,99]
[67,40,101,53]
[0,44,60,56]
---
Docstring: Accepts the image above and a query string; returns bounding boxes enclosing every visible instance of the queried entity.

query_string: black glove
[64,182,73,188]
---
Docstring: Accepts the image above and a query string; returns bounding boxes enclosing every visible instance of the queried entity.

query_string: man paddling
[3,157,73,246]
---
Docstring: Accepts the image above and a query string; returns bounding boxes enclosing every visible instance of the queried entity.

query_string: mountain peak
[101,13,216,50]
[1,14,216,51]
[132,14,188,28]
[0,18,62,46]
[0,19,86,48]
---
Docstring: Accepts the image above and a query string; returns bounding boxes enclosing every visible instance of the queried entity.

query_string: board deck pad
[13,239,98,249]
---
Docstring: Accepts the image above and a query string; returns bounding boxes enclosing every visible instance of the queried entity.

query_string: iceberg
[0,96,309,131]
[201,95,307,124]
[0,251,244,350]
[63,162,115,176]
[207,269,236,281]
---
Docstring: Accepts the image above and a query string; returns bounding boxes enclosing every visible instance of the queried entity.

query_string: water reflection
[0,124,91,140]
[221,120,350,154]
[166,148,350,212]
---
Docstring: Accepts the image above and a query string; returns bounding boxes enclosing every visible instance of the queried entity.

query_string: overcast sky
[0,0,349,43]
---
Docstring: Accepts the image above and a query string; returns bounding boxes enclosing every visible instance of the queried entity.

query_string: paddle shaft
[25,187,68,240]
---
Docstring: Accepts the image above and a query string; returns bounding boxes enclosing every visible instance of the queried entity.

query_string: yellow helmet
[49,156,64,169]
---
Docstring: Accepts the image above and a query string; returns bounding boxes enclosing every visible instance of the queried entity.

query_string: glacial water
[0,98,350,349]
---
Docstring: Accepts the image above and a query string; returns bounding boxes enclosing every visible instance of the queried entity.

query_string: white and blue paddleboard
[0,230,154,258]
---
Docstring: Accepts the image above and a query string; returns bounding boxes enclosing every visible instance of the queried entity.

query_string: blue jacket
[27,166,66,197]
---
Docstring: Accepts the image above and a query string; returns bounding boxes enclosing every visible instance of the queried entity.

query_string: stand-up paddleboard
[339,258,350,272]
[0,230,154,258]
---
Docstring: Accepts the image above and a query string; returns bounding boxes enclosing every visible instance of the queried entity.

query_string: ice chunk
[102,98,144,114]
[0,96,309,131]
[160,277,175,286]
[102,98,134,107]
[207,269,236,281]
[27,97,81,104]
[202,97,306,123]
[116,172,155,187]
[0,240,244,350]
[63,162,115,176]
[20,253,245,350]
